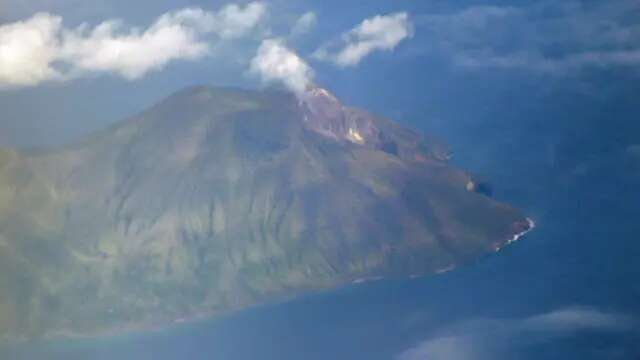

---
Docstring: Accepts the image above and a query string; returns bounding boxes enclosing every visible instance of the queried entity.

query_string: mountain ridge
[0,85,531,341]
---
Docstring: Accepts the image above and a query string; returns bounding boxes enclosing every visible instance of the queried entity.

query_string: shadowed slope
[0,86,531,340]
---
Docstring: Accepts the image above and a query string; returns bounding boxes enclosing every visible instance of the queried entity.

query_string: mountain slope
[0,86,531,340]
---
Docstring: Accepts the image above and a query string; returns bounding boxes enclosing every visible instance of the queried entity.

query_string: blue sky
[1,0,639,147]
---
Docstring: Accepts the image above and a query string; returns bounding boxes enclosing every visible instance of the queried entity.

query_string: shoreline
[495,217,536,252]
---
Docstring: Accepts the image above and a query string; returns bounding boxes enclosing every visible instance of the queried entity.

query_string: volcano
[0,86,531,340]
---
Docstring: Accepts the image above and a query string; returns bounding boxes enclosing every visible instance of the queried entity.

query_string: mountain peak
[0,85,531,341]
[303,85,340,103]
[298,85,379,146]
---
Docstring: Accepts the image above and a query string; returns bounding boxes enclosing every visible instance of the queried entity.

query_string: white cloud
[0,13,63,86]
[290,11,317,37]
[210,2,268,39]
[396,307,636,360]
[452,41,640,75]
[417,1,640,74]
[397,337,475,360]
[0,2,267,87]
[57,11,210,80]
[524,307,633,332]
[249,38,314,94]
[313,12,414,67]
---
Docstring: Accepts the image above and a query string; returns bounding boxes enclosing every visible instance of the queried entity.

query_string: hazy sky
[1,2,640,359]
[1,0,639,148]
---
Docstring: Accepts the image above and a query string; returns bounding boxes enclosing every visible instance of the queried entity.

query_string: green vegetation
[0,86,529,341]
